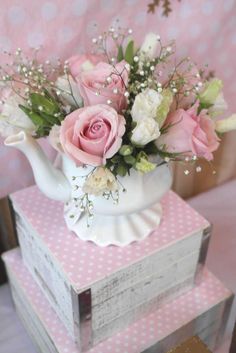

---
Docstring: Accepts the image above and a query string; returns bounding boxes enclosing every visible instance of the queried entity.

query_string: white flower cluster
[82,167,118,196]
[0,93,35,137]
[131,88,162,146]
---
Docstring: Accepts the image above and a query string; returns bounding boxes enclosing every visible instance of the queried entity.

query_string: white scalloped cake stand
[64,161,172,247]
[65,202,162,247]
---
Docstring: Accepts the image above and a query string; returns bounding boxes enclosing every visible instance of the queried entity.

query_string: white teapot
[5,131,172,246]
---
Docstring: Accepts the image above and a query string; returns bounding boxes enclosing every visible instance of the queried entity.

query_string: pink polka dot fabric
[11,186,209,289]
[1,0,236,197]
[3,248,232,353]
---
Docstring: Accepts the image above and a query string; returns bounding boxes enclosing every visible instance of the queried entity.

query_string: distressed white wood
[16,211,205,344]
[14,197,209,348]
[92,252,198,329]
[7,262,231,353]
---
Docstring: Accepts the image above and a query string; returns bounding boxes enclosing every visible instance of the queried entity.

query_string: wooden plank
[4,250,232,353]
[0,197,17,284]
[0,198,17,248]
[229,321,236,353]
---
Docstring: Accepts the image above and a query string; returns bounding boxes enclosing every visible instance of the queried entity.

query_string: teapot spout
[4,131,71,202]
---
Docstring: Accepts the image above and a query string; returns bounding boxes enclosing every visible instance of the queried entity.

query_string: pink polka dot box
[3,248,233,353]
[10,185,213,350]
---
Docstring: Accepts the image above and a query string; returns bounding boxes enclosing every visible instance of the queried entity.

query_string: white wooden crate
[3,249,233,353]
[11,186,211,350]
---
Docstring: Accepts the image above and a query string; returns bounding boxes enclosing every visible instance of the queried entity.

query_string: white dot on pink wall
[201,1,214,15]
[210,21,220,34]
[224,0,235,12]
[72,0,87,17]
[167,27,180,40]
[86,21,99,37]
[58,27,74,44]
[196,42,207,54]
[8,5,26,25]
[100,0,117,10]
[28,31,44,48]
[41,2,58,21]
[218,52,228,64]
[231,33,236,45]
[179,3,192,19]
[0,36,11,51]
[125,0,138,5]
[134,11,147,26]
[190,24,201,38]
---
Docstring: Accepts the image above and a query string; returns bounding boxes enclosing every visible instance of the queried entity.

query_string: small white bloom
[131,118,160,146]
[140,32,160,60]
[82,168,118,196]
[0,94,35,138]
[131,88,163,122]
[215,114,236,133]
[55,75,82,107]
[209,92,228,117]
[48,124,63,152]
[80,60,95,71]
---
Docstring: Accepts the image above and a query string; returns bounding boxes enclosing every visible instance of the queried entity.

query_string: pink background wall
[0,0,236,198]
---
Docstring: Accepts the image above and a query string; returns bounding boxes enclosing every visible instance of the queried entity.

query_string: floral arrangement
[0,28,236,215]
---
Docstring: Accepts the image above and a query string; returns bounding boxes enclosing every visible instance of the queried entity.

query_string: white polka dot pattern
[3,249,232,353]
[11,186,209,290]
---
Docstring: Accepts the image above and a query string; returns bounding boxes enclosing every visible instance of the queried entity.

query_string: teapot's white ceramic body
[5,131,172,246]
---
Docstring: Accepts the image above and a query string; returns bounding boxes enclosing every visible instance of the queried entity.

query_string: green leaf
[117,45,124,62]
[19,105,45,126]
[40,112,60,125]
[124,155,136,165]
[144,142,159,155]
[30,93,60,115]
[111,155,121,164]
[116,164,128,177]
[124,40,134,64]
[198,102,212,113]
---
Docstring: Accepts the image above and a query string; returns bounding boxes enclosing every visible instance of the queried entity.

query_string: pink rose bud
[67,54,102,78]
[60,104,126,166]
[157,101,220,161]
[77,60,129,113]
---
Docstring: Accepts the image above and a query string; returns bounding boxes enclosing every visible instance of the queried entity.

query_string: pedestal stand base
[65,203,162,246]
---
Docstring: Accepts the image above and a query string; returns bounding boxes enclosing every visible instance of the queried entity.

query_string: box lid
[11,186,209,291]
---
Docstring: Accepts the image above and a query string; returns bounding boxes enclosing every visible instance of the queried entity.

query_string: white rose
[82,167,118,196]
[48,124,63,152]
[215,114,236,133]
[209,92,228,117]
[131,88,163,122]
[0,93,35,137]
[140,32,160,60]
[55,75,82,107]
[131,118,160,146]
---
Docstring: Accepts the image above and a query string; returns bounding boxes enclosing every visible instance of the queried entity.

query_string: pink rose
[77,60,129,113]
[157,101,220,161]
[60,104,126,166]
[68,54,102,78]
